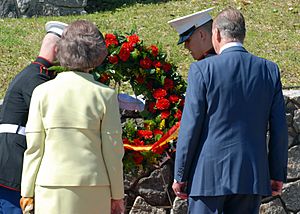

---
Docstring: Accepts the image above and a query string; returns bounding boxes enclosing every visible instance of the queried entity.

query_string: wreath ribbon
[123,122,180,152]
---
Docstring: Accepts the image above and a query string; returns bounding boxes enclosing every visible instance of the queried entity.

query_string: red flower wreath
[92,31,187,173]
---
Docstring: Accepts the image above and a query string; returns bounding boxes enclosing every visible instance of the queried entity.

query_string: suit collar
[219,42,243,53]
[220,45,247,54]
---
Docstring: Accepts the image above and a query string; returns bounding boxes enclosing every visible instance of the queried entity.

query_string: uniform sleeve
[174,63,207,182]
[21,87,46,197]
[101,91,125,199]
[268,67,288,182]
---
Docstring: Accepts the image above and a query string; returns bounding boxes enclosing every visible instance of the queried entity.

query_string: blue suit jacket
[174,46,288,197]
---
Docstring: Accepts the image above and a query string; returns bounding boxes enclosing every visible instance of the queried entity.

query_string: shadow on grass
[85,0,172,13]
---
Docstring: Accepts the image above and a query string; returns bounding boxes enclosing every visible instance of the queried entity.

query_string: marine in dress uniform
[168,7,216,61]
[0,21,67,214]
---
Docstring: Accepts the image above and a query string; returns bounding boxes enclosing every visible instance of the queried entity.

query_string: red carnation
[174,109,182,120]
[162,63,172,72]
[108,55,119,64]
[153,60,162,68]
[133,138,144,146]
[122,138,130,144]
[122,42,134,51]
[161,110,170,119]
[105,33,118,48]
[99,73,110,83]
[137,130,153,139]
[128,42,136,50]
[119,43,131,62]
[169,94,180,103]
[140,57,152,69]
[147,101,156,113]
[156,98,170,110]
[153,129,164,136]
[179,99,185,107]
[150,45,159,57]
[132,152,144,164]
[127,34,140,44]
[153,88,167,99]
[164,78,174,91]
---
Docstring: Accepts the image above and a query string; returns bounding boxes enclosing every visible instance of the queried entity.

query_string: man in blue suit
[172,8,288,214]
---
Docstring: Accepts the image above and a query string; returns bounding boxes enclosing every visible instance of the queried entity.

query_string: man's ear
[198,29,205,41]
[215,28,221,42]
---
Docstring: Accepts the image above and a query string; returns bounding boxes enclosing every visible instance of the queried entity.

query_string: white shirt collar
[219,42,243,54]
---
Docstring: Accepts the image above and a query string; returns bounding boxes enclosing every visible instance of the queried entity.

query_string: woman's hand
[111,199,125,214]
[20,197,34,214]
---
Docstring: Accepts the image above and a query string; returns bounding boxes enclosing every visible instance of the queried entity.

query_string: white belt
[0,124,26,136]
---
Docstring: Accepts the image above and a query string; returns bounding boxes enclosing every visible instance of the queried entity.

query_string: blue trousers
[0,186,22,214]
[188,194,261,214]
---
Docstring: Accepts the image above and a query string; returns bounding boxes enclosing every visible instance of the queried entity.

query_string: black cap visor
[177,25,197,45]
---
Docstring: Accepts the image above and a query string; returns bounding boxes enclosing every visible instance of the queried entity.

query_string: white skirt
[34,185,111,214]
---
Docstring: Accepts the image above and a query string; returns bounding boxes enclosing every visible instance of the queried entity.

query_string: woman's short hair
[57,20,107,71]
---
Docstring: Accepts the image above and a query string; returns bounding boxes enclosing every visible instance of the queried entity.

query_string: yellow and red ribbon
[123,122,180,152]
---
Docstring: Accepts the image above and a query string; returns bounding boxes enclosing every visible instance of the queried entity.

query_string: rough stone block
[283,90,300,107]
[281,180,300,212]
[44,0,87,8]
[286,113,294,126]
[0,0,18,18]
[259,198,286,214]
[171,197,187,214]
[136,164,173,206]
[286,101,298,114]
[129,196,166,214]
[287,145,300,180]
[293,109,300,133]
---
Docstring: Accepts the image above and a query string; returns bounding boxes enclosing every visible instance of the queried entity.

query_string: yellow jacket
[21,71,124,199]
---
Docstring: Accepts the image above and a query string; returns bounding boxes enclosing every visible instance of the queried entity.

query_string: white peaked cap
[45,21,68,37]
[168,8,214,44]
[168,7,214,34]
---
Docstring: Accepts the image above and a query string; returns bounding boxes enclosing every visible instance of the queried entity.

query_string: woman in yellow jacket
[20,20,125,214]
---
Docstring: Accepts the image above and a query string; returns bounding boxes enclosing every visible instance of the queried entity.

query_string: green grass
[0,0,299,98]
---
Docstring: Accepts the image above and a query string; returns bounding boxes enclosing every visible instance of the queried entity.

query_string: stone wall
[0,90,299,213]
[0,0,87,18]
[0,0,167,17]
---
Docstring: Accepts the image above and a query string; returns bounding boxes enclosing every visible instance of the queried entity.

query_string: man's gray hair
[213,8,246,43]
[57,20,107,71]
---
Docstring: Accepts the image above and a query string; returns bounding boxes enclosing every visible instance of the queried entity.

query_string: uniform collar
[35,56,53,68]
[198,47,216,61]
